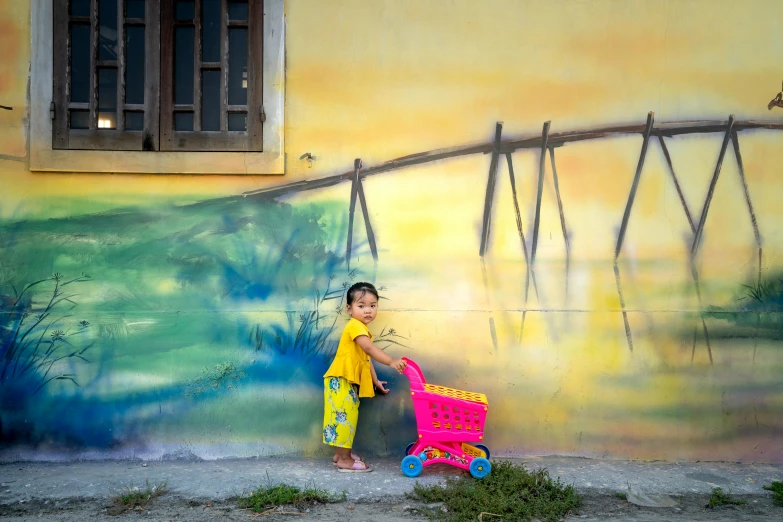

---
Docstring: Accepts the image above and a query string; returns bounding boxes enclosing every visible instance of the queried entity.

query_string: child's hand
[390,358,407,373]
[374,380,389,394]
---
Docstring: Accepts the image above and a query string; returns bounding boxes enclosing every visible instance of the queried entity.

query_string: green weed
[238,481,345,513]
[706,487,747,508]
[111,480,168,512]
[763,481,783,507]
[409,460,581,522]
[614,492,627,500]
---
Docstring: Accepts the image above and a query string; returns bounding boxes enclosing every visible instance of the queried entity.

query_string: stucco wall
[2,0,783,462]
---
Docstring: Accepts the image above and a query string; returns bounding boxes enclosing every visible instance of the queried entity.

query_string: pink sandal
[332,453,362,465]
[337,460,372,473]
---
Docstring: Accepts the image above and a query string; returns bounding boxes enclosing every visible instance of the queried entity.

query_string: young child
[322,282,407,472]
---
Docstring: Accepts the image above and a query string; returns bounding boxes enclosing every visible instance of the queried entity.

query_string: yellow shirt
[324,318,375,398]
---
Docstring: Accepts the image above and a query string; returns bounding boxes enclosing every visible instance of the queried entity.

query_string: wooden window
[52,0,264,152]
[160,0,263,151]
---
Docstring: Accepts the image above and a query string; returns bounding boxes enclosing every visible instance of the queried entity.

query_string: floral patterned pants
[322,376,360,448]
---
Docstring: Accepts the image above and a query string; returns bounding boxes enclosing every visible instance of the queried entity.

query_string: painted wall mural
[2,0,783,463]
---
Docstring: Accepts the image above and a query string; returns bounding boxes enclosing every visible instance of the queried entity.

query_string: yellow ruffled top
[324,318,375,398]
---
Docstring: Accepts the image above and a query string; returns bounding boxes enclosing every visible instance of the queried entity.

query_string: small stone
[626,485,678,508]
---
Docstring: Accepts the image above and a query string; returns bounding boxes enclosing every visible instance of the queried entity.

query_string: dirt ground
[0,492,780,521]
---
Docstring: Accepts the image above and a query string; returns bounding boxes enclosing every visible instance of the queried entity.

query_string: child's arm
[369,360,389,394]
[355,335,406,373]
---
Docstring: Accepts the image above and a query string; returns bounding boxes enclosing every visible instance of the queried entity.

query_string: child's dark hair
[346,282,379,305]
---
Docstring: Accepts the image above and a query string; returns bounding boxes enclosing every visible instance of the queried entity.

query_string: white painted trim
[30,0,285,175]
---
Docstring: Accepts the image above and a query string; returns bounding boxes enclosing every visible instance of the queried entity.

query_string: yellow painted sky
[0,0,780,189]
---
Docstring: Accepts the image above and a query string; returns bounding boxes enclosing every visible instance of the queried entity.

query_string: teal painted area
[0,196,397,453]
[703,275,783,340]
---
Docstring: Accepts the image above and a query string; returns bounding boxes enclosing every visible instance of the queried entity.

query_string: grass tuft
[409,460,581,522]
[614,492,628,500]
[763,481,783,507]
[237,482,345,513]
[706,487,747,508]
[111,480,168,511]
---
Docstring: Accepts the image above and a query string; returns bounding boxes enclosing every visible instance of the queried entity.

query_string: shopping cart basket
[400,357,491,478]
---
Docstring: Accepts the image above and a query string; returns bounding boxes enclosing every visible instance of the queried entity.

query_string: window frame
[160,0,264,152]
[52,0,161,151]
[30,0,285,175]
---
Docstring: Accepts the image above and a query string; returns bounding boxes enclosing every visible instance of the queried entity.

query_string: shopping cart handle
[402,357,426,387]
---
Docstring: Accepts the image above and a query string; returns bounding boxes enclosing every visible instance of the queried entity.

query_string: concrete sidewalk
[1,456,781,503]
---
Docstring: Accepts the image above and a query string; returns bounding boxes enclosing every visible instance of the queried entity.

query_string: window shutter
[52,0,160,151]
[160,0,264,152]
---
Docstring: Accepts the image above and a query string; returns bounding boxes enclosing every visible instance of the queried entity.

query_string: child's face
[346,291,378,325]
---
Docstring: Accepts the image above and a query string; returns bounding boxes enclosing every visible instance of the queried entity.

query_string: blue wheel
[402,455,423,477]
[405,442,416,456]
[475,444,491,460]
[470,457,491,479]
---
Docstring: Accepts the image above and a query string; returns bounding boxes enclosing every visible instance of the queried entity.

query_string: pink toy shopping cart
[400,357,491,479]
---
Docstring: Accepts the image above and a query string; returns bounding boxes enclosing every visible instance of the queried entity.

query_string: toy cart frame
[400,358,491,479]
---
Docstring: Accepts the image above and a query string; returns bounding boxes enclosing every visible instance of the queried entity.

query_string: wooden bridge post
[548,146,570,300]
[505,152,530,267]
[345,158,379,266]
[479,122,503,257]
[615,112,655,260]
[690,115,735,256]
[657,136,696,233]
[346,158,362,266]
[357,174,379,262]
[530,121,551,267]
[730,130,762,284]
[682,115,734,367]
[613,111,654,352]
